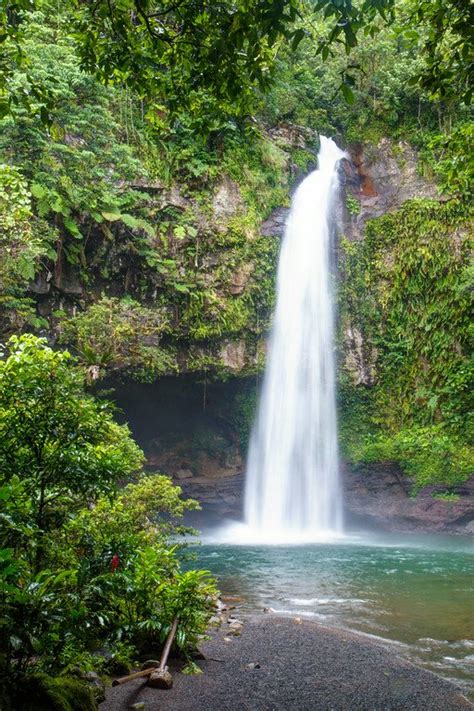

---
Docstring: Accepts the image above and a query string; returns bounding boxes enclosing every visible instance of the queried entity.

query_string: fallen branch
[112,617,179,688]
[112,666,157,687]
[159,616,179,671]
[148,617,179,689]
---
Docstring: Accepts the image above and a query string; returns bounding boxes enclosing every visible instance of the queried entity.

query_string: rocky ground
[100,612,473,711]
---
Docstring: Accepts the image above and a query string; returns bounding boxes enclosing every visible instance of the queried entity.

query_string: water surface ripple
[193,532,474,698]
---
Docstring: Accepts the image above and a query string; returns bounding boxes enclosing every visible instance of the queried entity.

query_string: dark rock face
[178,472,244,529]
[107,340,473,537]
[342,138,439,242]
[343,463,474,535]
[260,207,288,238]
[176,463,474,536]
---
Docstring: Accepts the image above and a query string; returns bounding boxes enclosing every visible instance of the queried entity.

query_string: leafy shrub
[359,426,473,492]
[60,296,177,380]
[1,673,96,711]
[0,336,216,700]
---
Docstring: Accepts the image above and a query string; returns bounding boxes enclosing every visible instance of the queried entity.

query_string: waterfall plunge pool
[189,532,474,698]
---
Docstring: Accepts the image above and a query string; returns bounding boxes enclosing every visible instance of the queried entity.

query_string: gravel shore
[101,614,473,711]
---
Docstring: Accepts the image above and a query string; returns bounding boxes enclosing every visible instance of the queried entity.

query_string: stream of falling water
[243,136,346,542]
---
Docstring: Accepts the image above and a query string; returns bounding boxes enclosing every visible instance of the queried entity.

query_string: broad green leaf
[102,211,122,222]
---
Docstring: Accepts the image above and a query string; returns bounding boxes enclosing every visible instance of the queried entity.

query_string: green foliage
[0,10,288,374]
[73,0,301,123]
[422,123,474,198]
[60,296,177,380]
[1,673,97,711]
[4,0,470,127]
[182,660,203,675]
[60,475,215,654]
[0,336,216,700]
[0,164,55,328]
[0,334,143,535]
[227,385,258,451]
[0,10,152,267]
[407,0,473,105]
[346,195,360,216]
[338,198,473,488]
[358,426,473,492]
[432,491,461,502]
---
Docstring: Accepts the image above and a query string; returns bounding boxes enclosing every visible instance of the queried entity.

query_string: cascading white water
[244,136,346,541]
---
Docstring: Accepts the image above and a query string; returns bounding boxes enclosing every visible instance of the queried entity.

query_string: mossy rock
[4,673,97,711]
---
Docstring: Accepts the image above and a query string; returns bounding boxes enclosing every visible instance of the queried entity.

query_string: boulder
[228,622,243,636]
[148,668,173,689]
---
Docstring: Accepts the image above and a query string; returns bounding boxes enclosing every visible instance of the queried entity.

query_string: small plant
[182,660,203,675]
[432,492,461,502]
[346,194,360,215]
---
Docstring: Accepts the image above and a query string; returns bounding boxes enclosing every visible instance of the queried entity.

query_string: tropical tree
[1,1,471,125]
[0,334,143,542]
[0,335,216,709]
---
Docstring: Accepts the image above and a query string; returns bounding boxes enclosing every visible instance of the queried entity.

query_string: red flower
[111,553,120,572]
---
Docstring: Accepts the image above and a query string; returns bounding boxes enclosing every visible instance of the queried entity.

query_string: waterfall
[243,136,346,541]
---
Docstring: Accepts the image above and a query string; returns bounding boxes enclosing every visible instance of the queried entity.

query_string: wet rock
[175,468,193,480]
[212,177,244,227]
[52,253,83,295]
[343,138,439,242]
[216,599,228,613]
[229,264,253,296]
[261,207,289,238]
[343,323,376,387]
[219,340,246,371]
[268,123,315,149]
[228,622,243,636]
[163,185,190,211]
[344,463,474,535]
[148,668,173,689]
[29,271,52,294]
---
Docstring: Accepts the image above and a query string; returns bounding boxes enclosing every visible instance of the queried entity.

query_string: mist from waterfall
[243,136,346,542]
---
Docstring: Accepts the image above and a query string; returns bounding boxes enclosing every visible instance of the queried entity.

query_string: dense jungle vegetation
[0,0,472,707]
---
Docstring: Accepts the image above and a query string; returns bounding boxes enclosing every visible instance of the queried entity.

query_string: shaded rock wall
[109,377,474,535]
[343,138,439,241]
[343,464,474,535]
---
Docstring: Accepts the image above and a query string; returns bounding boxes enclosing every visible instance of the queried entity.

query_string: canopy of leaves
[1,0,471,128]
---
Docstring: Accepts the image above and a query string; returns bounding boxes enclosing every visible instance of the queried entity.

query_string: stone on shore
[148,668,173,689]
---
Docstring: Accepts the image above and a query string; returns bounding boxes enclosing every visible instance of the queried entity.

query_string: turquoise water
[192,532,474,697]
